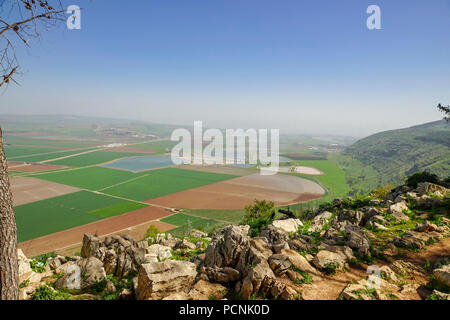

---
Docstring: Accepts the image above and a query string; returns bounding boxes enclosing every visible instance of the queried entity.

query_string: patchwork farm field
[11,177,81,206]
[103,168,238,201]
[37,166,149,190]
[15,191,147,242]
[3,120,349,254]
[148,173,325,210]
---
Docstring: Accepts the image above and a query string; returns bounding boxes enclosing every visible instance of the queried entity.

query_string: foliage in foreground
[242,200,276,237]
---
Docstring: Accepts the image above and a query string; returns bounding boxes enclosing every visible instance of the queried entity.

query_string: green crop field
[48,151,147,167]
[36,166,148,190]
[5,146,67,159]
[8,149,95,163]
[290,158,350,200]
[15,191,147,242]
[103,168,237,201]
[182,208,245,224]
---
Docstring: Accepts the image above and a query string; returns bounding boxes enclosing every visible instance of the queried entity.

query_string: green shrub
[405,171,440,188]
[241,200,275,237]
[30,285,71,300]
[370,184,394,199]
[29,260,46,273]
[145,225,162,241]
[323,262,340,275]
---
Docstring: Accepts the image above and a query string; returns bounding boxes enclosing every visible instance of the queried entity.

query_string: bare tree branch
[0,0,65,87]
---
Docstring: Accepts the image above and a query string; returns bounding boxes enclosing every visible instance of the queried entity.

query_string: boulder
[270,218,303,234]
[174,239,197,251]
[338,210,364,226]
[345,225,371,256]
[76,257,107,288]
[150,233,178,248]
[415,221,439,233]
[204,225,250,268]
[260,225,289,244]
[268,254,292,276]
[280,249,316,274]
[287,238,313,252]
[433,265,450,287]
[389,260,424,278]
[340,283,370,300]
[388,202,410,221]
[416,182,449,196]
[47,256,67,270]
[309,211,333,232]
[146,244,172,261]
[379,265,397,282]
[191,229,209,238]
[431,290,450,300]
[56,257,106,289]
[312,249,351,271]
[414,195,444,209]
[204,266,240,283]
[81,234,102,259]
[138,260,197,300]
[394,230,442,249]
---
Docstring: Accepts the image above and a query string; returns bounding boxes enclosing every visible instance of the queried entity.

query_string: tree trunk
[0,127,18,300]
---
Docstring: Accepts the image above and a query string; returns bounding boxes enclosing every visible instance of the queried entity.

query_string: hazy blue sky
[1,0,450,137]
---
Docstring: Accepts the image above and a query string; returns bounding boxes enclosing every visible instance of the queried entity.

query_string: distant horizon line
[0,112,445,140]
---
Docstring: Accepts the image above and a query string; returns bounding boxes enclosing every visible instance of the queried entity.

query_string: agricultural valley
[1,114,449,301]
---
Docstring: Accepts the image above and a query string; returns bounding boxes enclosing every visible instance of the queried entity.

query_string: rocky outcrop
[433,265,450,287]
[146,244,172,261]
[309,211,333,232]
[18,249,33,283]
[416,182,449,196]
[55,257,106,289]
[204,225,250,268]
[138,260,197,300]
[80,233,147,278]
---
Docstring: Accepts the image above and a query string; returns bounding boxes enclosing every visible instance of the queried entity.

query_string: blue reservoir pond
[101,156,176,172]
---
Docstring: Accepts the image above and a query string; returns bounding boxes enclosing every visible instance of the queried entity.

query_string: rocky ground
[17,181,450,300]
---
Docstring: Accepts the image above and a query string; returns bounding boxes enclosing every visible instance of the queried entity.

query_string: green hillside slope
[335,120,450,195]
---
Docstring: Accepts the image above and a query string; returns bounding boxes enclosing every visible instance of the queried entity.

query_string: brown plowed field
[147,174,325,210]
[8,162,65,173]
[11,177,81,206]
[178,164,257,176]
[18,206,176,257]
